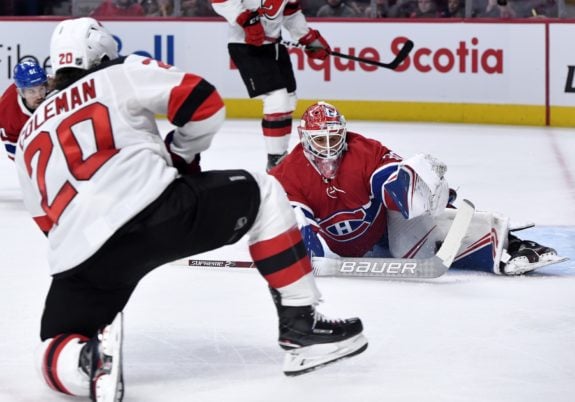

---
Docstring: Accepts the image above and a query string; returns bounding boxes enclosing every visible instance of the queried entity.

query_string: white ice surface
[1,120,574,402]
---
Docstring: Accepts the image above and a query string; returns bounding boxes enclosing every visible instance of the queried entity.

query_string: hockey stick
[174,199,475,279]
[182,259,256,268]
[279,38,414,70]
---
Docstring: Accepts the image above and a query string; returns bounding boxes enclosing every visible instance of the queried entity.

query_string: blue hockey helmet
[13,61,48,89]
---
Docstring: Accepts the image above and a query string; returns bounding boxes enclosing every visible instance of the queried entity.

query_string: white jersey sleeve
[14,54,225,274]
[283,1,310,42]
[212,0,306,44]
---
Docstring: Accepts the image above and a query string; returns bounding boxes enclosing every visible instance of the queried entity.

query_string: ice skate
[266,152,287,172]
[501,235,568,275]
[80,312,124,402]
[270,288,368,376]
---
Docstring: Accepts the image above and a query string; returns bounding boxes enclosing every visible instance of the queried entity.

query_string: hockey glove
[384,154,449,219]
[298,29,331,60]
[164,131,201,176]
[236,10,265,46]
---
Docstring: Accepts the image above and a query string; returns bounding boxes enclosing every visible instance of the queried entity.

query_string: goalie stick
[278,38,414,70]
[175,200,475,279]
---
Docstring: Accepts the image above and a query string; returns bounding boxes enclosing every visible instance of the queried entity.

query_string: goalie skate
[501,236,568,275]
[502,253,568,275]
[81,312,124,402]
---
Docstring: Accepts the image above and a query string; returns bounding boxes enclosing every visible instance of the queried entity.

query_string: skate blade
[504,255,569,275]
[95,312,124,402]
[283,333,368,376]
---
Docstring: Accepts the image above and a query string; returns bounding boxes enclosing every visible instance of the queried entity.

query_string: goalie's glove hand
[236,10,265,46]
[298,29,331,60]
[164,130,201,176]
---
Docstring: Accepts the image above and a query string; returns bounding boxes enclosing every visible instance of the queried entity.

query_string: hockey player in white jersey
[211,0,331,170]
[14,18,367,401]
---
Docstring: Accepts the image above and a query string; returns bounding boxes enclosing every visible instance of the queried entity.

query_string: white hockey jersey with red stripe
[211,0,310,44]
[14,54,225,275]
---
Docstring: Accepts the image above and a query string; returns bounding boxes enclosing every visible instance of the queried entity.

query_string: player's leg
[263,46,297,171]
[262,89,293,171]
[39,273,128,401]
[159,170,367,373]
[228,43,296,170]
[245,172,367,375]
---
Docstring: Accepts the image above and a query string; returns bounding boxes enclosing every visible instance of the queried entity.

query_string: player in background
[0,60,50,160]
[14,18,366,402]
[210,0,331,171]
[269,102,566,276]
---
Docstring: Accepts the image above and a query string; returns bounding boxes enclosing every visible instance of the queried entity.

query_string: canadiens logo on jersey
[260,0,285,20]
[321,209,372,241]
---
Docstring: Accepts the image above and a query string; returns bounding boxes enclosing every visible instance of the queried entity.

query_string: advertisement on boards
[0,19,570,125]
[0,20,545,103]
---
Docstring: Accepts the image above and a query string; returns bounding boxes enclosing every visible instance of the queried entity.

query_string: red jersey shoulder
[0,84,30,142]
[344,132,399,174]
[346,132,394,159]
[270,144,312,196]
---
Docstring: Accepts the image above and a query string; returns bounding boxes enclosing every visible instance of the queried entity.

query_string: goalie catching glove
[236,10,265,46]
[384,153,450,220]
[298,29,331,60]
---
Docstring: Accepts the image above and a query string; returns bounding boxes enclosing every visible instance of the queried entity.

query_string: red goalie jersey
[271,132,404,257]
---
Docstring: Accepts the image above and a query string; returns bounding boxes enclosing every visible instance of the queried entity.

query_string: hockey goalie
[269,102,567,276]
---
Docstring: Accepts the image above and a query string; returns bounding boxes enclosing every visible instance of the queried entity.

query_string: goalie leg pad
[387,208,509,274]
[439,209,509,274]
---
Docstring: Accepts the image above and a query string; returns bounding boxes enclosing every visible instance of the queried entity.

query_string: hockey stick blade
[435,199,475,267]
[313,199,475,279]
[328,40,414,70]
[278,39,414,70]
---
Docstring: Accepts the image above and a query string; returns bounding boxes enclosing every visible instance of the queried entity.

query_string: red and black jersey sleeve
[168,74,225,127]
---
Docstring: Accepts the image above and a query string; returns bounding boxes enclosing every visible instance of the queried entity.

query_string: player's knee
[248,172,297,242]
[263,89,292,114]
[287,92,297,112]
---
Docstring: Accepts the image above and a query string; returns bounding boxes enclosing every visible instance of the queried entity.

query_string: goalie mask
[298,102,347,180]
[50,17,118,73]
